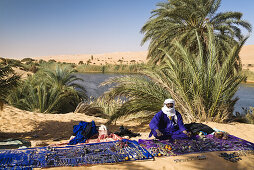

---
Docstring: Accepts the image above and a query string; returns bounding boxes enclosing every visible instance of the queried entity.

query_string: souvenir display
[1,134,253,168]
[0,139,152,169]
[138,135,254,157]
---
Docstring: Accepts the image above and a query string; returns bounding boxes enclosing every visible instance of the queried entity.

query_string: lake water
[76,73,254,114]
[234,83,254,113]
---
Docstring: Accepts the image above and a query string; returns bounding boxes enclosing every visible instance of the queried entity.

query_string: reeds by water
[243,70,254,82]
[76,63,145,73]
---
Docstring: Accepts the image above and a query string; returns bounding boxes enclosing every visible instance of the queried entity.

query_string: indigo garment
[68,121,97,145]
[149,110,188,140]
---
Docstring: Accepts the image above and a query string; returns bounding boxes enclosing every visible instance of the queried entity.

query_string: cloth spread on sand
[0,139,153,169]
[138,134,254,157]
[68,121,97,145]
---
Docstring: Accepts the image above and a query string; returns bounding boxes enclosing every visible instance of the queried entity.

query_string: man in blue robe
[149,99,191,140]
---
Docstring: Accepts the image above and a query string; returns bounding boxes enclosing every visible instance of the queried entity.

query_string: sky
[0,0,253,58]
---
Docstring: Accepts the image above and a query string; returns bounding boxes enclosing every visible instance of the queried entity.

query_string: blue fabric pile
[68,121,97,145]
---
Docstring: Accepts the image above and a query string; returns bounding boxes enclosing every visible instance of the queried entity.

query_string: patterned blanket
[138,135,254,157]
[0,139,152,169]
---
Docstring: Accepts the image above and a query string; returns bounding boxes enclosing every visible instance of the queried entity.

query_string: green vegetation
[0,56,145,74]
[234,107,254,124]
[76,63,145,73]
[0,57,39,73]
[7,64,87,113]
[97,0,252,124]
[243,70,254,82]
[141,0,251,64]
[100,74,171,123]
[0,64,20,110]
[93,97,126,117]
[102,27,246,123]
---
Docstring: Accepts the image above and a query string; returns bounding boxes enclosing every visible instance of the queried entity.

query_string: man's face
[166,103,174,108]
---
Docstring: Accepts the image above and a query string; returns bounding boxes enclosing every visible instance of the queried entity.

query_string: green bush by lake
[76,63,145,73]
[7,64,87,113]
[243,70,254,82]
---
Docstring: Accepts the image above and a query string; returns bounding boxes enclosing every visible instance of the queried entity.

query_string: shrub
[7,64,87,113]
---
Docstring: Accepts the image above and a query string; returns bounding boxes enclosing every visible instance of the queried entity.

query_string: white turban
[164,99,175,105]
[162,98,177,122]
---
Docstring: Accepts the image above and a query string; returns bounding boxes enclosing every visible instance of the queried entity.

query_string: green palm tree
[42,65,87,100]
[103,28,245,123]
[141,0,251,64]
[100,75,171,123]
[0,64,20,110]
[7,65,86,113]
[7,81,81,113]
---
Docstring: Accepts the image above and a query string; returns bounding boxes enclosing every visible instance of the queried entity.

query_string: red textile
[86,133,123,143]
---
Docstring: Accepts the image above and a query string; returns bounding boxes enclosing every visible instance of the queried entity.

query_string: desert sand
[240,45,254,69]
[12,67,33,79]
[31,45,254,68]
[0,104,254,170]
[34,51,148,65]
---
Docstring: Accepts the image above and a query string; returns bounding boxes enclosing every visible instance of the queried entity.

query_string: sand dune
[34,51,148,65]
[240,45,254,72]
[240,45,254,65]
[31,45,254,67]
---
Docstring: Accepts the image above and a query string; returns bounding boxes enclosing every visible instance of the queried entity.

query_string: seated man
[149,99,191,140]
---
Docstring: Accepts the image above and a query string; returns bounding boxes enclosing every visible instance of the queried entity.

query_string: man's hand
[155,129,163,137]
[183,130,191,137]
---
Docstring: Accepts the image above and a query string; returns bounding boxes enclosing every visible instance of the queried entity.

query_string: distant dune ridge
[32,45,254,67]
[34,51,148,65]
[240,45,254,65]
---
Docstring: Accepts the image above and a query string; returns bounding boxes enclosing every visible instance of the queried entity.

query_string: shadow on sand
[0,120,150,141]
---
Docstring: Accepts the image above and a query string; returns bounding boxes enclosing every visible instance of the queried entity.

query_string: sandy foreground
[0,105,254,170]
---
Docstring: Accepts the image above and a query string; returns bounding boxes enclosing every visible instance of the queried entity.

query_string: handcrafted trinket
[174,155,207,163]
[138,134,254,157]
[219,152,242,163]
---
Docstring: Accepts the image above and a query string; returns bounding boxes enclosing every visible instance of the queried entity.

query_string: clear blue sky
[0,0,253,58]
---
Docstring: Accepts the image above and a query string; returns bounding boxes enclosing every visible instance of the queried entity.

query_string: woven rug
[0,139,152,169]
[138,135,254,157]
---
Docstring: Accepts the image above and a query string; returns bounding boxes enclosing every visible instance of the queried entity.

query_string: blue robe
[149,110,188,140]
